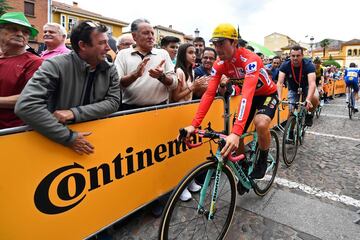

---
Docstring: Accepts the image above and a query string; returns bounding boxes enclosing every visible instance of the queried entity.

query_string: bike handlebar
[178,128,245,163]
[281,100,306,107]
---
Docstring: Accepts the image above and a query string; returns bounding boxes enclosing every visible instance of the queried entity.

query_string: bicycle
[281,90,308,167]
[348,85,356,119]
[158,125,279,240]
[315,89,323,119]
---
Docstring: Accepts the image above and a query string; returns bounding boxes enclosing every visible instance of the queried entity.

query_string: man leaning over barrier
[15,20,120,154]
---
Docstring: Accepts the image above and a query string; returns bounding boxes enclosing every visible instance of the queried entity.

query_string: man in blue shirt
[344,62,359,111]
[277,45,319,126]
[269,56,281,82]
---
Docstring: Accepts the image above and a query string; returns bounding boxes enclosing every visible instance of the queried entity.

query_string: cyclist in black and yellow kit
[314,57,325,105]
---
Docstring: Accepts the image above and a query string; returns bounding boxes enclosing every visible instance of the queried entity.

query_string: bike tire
[282,116,298,167]
[349,91,354,119]
[159,161,237,240]
[315,106,321,118]
[253,130,280,196]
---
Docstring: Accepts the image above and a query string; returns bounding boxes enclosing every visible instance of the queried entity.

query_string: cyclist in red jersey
[182,23,278,179]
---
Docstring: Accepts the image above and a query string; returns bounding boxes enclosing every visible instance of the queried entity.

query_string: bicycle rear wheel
[282,116,298,167]
[253,130,280,196]
[159,161,237,240]
[349,90,354,119]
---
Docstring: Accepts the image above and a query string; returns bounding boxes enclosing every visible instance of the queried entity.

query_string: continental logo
[34,136,201,214]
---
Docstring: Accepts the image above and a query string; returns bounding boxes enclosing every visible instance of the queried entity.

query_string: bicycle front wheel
[159,161,237,240]
[315,106,321,118]
[282,116,298,167]
[253,130,280,196]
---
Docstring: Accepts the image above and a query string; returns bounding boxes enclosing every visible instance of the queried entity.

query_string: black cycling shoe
[237,181,249,195]
[249,157,268,179]
[305,114,313,127]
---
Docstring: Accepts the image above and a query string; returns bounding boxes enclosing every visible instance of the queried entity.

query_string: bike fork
[197,164,222,220]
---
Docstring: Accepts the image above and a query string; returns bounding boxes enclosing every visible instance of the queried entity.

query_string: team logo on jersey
[245,62,257,74]
[217,61,224,65]
[238,98,247,121]
[240,55,247,62]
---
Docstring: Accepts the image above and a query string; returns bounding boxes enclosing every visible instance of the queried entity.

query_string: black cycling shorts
[242,92,279,133]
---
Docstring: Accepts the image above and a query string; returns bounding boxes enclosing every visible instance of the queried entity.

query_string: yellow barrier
[333,79,346,95]
[0,90,291,240]
[0,100,224,240]
[324,78,346,96]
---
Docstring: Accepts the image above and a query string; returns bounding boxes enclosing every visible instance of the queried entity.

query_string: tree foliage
[0,0,13,16]
[323,59,340,68]
[320,39,330,57]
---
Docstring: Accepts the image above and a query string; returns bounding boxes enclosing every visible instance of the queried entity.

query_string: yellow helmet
[210,23,238,42]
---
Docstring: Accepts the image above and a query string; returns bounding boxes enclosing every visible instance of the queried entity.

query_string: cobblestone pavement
[93,95,360,240]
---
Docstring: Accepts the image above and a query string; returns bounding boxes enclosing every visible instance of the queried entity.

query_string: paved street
[97,95,360,240]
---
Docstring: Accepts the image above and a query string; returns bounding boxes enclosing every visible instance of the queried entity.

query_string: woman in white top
[171,43,203,201]
[172,43,199,102]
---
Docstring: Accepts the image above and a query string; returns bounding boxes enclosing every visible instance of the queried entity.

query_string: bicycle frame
[196,130,270,220]
[283,89,307,144]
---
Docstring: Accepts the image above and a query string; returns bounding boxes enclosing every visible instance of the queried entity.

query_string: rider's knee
[254,116,271,131]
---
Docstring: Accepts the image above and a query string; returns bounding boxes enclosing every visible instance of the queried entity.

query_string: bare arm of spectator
[277,71,286,101]
[149,57,177,90]
[119,57,150,88]
[192,76,210,97]
[0,95,20,108]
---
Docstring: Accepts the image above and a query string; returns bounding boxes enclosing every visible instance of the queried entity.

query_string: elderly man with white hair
[40,22,70,59]
[116,33,135,52]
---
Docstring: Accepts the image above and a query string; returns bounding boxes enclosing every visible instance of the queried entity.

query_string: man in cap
[182,23,279,180]
[15,20,120,154]
[0,12,43,129]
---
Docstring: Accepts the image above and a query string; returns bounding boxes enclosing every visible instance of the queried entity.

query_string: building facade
[311,39,360,67]
[341,39,360,67]
[153,25,194,46]
[52,1,128,38]
[264,32,297,55]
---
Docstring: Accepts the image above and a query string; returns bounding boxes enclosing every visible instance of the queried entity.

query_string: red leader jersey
[191,47,277,136]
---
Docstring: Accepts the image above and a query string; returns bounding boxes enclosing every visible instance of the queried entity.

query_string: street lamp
[194,28,200,37]
[305,35,315,57]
